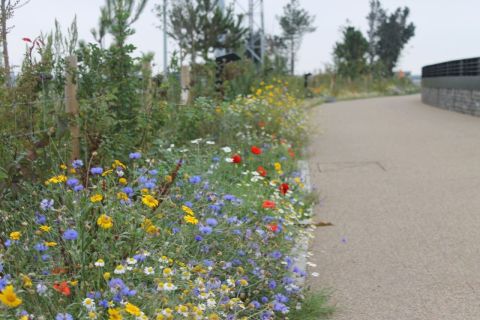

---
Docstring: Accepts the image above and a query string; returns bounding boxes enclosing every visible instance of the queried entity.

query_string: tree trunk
[1,0,10,87]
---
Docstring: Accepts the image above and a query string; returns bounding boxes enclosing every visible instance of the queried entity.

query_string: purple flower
[56,313,74,320]
[72,159,84,169]
[90,167,103,175]
[270,250,282,260]
[63,229,78,240]
[268,279,277,289]
[40,199,54,211]
[223,194,237,201]
[206,218,218,226]
[199,225,213,235]
[35,213,46,224]
[195,235,203,241]
[34,243,48,252]
[129,152,141,159]
[189,176,202,184]
[73,185,84,192]
[66,178,79,187]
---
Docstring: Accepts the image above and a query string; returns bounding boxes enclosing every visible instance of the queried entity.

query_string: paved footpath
[307,95,480,320]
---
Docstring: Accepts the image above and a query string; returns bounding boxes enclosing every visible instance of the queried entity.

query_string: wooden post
[65,55,80,161]
[180,65,190,105]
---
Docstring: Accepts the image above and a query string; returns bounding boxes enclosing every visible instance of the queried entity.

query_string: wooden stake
[65,55,80,161]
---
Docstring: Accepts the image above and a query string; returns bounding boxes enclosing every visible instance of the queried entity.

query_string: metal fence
[422,57,480,78]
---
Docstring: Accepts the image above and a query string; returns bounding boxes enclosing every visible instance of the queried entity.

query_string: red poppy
[257,166,267,177]
[232,154,242,164]
[262,200,276,209]
[288,148,295,158]
[22,37,32,43]
[251,146,262,155]
[279,183,289,195]
[267,224,279,232]
[53,281,71,296]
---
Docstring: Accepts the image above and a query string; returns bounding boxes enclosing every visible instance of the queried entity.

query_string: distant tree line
[333,0,415,79]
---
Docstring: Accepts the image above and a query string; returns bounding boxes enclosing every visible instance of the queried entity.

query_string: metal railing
[422,57,480,78]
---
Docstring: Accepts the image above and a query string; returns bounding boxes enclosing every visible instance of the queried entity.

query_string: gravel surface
[307,95,480,320]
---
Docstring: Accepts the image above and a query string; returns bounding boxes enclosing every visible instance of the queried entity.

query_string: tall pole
[215,0,226,57]
[260,0,265,64]
[248,0,254,59]
[163,0,168,75]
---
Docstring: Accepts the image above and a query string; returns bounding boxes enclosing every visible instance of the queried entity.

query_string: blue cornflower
[268,279,277,289]
[66,178,79,187]
[273,302,289,313]
[35,213,46,224]
[250,300,261,308]
[40,199,54,211]
[206,218,218,226]
[0,277,7,290]
[63,229,78,241]
[73,185,84,192]
[109,278,126,292]
[223,194,237,201]
[72,159,84,168]
[34,242,48,252]
[189,176,202,184]
[122,187,134,195]
[195,235,203,241]
[56,313,74,320]
[270,250,282,260]
[148,169,158,175]
[90,167,103,175]
[199,226,213,235]
[129,152,141,159]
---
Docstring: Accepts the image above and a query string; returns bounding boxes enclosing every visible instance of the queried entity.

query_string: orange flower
[262,200,276,209]
[53,281,71,296]
[251,146,262,155]
[257,166,267,177]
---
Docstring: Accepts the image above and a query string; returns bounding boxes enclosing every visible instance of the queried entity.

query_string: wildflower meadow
[0,81,322,319]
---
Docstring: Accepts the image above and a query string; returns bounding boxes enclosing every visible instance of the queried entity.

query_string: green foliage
[278,0,316,74]
[290,291,335,320]
[161,0,247,64]
[334,26,369,79]
[375,7,415,75]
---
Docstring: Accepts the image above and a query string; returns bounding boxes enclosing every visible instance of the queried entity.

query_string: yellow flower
[90,194,103,203]
[112,160,126,169]
[274,162,282,171]
[22,275,32,288]
[69,168,77,174]
[103,272,111,280]
[45,241,57,247]
[102,169,114,177]
[146,225,159,235]
[88,311,97,319]
[238,279,248,286]
[118,178,127,185]
[0,285,22,308]
[181,205,194,216]
[142,195,159,208]
[97,214,113,229]
[60,163,67,170]
[165,175,173,183]
[9,231,21,241]
[45,175,68,185]
[140,188,149,195]
[108,308,123,320]
[117,192,129,201]
[183,215,198,225]
[39,225,51,232]
[70,280,78,286]
[124,302,141,316]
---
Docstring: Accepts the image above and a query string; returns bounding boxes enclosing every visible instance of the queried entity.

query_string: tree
[0,0,30,87]
[278,0,315,75]
[159,0,246,65]
[366,0,383,66]
[333,26,368,79]
[375,7,415,76]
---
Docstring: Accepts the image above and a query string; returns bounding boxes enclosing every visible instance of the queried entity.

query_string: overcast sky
[6,0,480,75]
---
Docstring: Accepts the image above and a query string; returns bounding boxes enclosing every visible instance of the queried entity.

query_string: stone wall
[422,87,480,116]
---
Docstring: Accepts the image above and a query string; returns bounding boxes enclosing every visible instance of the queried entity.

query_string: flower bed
[0,81,315,319]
